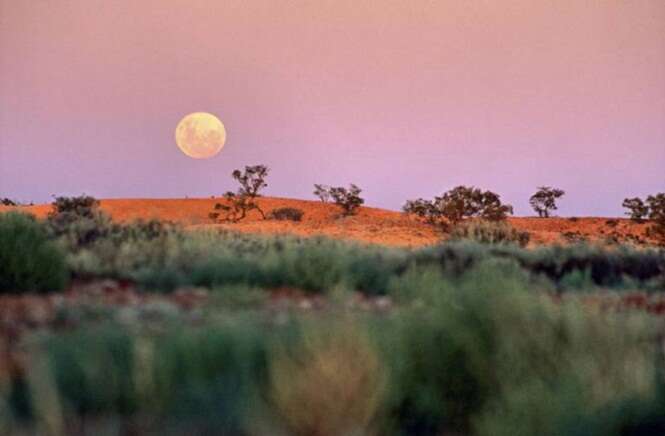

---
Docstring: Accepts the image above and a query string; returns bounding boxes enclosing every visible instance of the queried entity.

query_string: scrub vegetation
[1,195,665,435]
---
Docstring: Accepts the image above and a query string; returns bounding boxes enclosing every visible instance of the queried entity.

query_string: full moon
[175,112,226,159]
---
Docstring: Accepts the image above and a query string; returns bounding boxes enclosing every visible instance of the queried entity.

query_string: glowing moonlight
[175,112,226,159]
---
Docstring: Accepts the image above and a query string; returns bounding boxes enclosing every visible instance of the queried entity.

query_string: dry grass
[269,321,385,436]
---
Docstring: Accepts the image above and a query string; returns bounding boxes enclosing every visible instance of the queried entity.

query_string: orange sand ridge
[0,197,656,248]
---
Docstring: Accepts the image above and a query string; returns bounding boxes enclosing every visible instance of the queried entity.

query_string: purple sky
[1,1,664,216]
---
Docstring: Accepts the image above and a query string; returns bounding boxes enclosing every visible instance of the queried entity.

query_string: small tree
[403,186,513,228]
[210,165,269,223]
[1,198,17,206]
[646,193,665,245]
[529,187,565,218]
[315,184,364,216]
[313,184,331,203]
[474,190,514,221]
[622,197,649,222]
[435,186,483,224]
[402,198,439,224]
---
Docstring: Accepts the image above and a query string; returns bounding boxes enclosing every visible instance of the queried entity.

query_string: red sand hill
[0,197,655,247]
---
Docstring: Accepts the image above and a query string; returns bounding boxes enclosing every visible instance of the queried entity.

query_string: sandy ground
[0,197,656,247]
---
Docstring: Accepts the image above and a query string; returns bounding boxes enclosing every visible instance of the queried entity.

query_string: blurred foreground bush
[1,261,662,435]
[0,212,67,293]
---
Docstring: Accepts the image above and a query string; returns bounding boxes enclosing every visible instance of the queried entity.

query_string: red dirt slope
[0,197,655,248]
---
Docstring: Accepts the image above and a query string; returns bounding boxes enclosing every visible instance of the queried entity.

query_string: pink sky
[1,0,663,216]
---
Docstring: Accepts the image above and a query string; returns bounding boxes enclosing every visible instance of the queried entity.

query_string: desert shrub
[2,259,664,435]
[377,260,657,436]
[259,237,403,294]
[210,165,269,222]
[45,195,178,274]
[403,186,513,228]
[557,389,665,436]
[606,219,619,227]
[125,232,404,294]
[53,221,665,294]
[49,195,99,217]
[270,319,385,436]
[49,209,118,250]
[268,207,304,222]
[562,231,587,244]
[472,307,656,436]
[313,184,331,203]
[0,212,68,293]
[623,197,649,222]
[449,220,530,247]
[117,219,177,241]
[45,195,118,250]
[24,319,272,435]
[529,186,565,218]
[518,245,665,289]
[314,184,364,216]
[379,260,538,434]
[412,242,665,291]
[0,198,16,206]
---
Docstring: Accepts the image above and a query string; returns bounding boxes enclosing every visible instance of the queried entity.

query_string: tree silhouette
[403,186,513,228]
[622,197,649,222]
[210,165,269,223]
[313,184,331,203]
[314,184,364,216]
[529,187,565,218]
[646,193,665,245]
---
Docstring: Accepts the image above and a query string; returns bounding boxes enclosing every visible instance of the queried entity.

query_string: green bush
[449,220,530,247]
[41,211,665,293]
[1,266,662,435]
[0,212,68,293]
[377,260,657,436]
[24,318,272,435]
[414,242,665,291]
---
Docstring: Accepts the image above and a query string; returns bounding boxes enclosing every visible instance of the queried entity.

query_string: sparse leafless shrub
[530,186,565,218]
[210,165,269,223]
[314,184,364,216]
